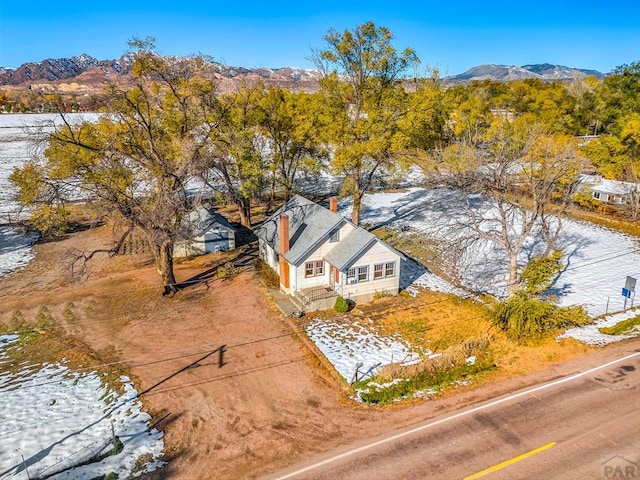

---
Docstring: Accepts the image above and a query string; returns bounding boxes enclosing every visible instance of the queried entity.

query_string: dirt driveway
[2,222,640,479]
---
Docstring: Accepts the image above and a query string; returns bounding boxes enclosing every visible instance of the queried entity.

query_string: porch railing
[299,287,337,308]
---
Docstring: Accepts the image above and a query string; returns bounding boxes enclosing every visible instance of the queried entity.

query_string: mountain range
[0,54,323,93]
[0,54,605,93]
[444,63,604,83]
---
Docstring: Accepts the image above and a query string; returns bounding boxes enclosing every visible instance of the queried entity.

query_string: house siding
[341,242,401,300]
[315,223,356,258]
[255,195,404,305]
[291,223,356,292]
[260,241,279,271]
[174,230,235,258]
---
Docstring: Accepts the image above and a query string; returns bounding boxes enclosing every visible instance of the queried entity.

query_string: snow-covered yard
[0,335,164,480]
[303,188,640,385]
[2,114,640,435]
[306,318,428,382]
[353,188,640,319]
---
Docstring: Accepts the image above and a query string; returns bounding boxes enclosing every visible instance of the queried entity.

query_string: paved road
[263,351,640,480]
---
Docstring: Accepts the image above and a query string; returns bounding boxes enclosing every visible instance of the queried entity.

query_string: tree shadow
[174,243,259,291]
[399,256,429,290]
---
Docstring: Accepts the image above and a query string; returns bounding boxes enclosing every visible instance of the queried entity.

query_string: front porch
[290,285,339,312]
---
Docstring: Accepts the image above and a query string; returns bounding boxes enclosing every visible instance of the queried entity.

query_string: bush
[253,259,280,289]
[373,289,392,300]
[492,292,589,342]
[573,189,599,211]
[334,296,349,313]
[599,314,640,335]
[214,262,238,280]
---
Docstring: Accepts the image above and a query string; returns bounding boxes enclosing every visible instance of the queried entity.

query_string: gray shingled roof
[254,195,344,266]
[185,206,235,238]
[323,227,377,271]
[255,195,404,269]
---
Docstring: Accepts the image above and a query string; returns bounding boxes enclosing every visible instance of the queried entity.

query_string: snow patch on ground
[0,335,164,480]
[558,309,640,346]
[0,226,37,277]
[305,318,428,382]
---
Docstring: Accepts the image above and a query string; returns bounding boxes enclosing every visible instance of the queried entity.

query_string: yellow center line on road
[464,442,557,479]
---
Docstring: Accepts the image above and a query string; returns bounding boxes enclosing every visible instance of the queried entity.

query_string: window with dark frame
[329,229,340,243]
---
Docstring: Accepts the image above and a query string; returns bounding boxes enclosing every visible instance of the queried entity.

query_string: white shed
[174,207,236,258]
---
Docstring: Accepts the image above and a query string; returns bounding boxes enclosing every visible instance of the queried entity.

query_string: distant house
[254,195,403,311]
[174,207,236,258]
[577,174,639,205]
[574,134,599,146]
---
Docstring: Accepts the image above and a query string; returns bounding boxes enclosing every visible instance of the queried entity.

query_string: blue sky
[1,1,639,74]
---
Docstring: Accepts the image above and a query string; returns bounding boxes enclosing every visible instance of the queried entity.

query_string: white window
[347,266,368,283]
[374,264,384,279]
[347,268,357,283]
[373,261,396,280]
[593,191,601,200]
[305,260,324,277]
[385,262,396,277]
[357,266,368,282]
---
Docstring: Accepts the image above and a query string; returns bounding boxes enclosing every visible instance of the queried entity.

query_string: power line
[1,231,638,394]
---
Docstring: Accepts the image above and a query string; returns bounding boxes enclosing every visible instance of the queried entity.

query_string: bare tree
[431,121,585,297]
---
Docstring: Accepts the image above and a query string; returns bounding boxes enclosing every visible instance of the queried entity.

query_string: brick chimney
[329,197,338,213]
[278,213,290,289]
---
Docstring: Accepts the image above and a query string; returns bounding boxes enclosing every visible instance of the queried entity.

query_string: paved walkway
[269,288,299,317]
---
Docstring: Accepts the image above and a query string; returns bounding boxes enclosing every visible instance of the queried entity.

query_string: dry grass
[377,334,492,382]
[340,288,594,397]
[371,227,455,282]
[361,290,492,352]
[0,305,130,393]
[565,205,640,237]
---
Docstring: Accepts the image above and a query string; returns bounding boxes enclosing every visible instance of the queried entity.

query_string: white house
[174,206,236,258]
[254,195,403,310]
[577,174,640,205]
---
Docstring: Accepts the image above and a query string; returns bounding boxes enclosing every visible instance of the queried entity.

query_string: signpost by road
[623,276,637,309]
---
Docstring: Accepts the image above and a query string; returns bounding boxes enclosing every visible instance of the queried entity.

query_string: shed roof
[186,206,235,238]
[578,174,639,196]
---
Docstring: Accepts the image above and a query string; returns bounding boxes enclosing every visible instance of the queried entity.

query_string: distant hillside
[444,63,605,83]
[0,54,323,94]
[0,55,607,99]
[0,54,135,85]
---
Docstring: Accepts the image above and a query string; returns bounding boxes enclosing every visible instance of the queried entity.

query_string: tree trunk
[237,196,252,227]
[266,168,276,214]
[507,251,520,297]
[152,240,177,295]
[351,176,362,225]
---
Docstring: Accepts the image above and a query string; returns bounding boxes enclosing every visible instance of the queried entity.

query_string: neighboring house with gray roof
[174,206,236,258]
[254,195,402,310]
[577,174,640,205]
